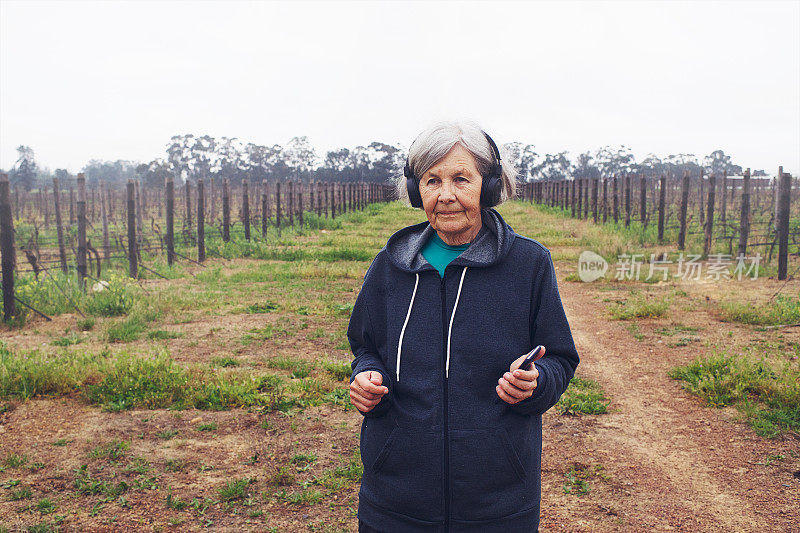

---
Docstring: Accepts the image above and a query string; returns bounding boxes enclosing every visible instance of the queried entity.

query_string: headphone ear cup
[480,165,503,207]
[404,161,423,208]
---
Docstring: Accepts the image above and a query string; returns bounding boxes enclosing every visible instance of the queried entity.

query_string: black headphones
[403,131,503,209]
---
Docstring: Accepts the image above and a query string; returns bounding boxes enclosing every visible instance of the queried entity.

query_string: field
[0,200,798,532]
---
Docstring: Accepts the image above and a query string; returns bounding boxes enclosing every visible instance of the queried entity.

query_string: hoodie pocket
[361,423,444,522]
[449,427,529,521]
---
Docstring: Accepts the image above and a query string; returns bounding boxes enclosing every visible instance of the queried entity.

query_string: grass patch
[669,349,800,437]
[557,377,610,415]
[89,440,129,461]
[563,463,606,496]
[147,330,184,340]
[197,422,218,432]
[609,290,670,320]
[211,356,239,368]
[717,293,800,326]
[217,478,255,502]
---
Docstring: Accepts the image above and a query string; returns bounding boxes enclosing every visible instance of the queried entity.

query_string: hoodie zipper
[440,272,450,532]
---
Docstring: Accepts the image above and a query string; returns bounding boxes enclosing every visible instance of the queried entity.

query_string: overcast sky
[1,0,798,175]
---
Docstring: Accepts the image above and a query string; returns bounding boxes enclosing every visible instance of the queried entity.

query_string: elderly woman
[348,120,579,533]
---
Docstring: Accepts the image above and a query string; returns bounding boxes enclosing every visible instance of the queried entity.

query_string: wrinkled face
[419,144,484,245]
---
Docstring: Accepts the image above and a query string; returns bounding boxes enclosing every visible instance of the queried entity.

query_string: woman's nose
[439,181,456,201]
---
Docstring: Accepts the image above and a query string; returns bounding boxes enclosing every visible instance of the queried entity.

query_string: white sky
[1,0,799,175]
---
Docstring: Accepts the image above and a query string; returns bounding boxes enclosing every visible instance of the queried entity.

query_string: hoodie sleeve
[509,249,579,416]
[348,255,393,418]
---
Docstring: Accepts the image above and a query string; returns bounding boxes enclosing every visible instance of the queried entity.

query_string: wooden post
[570,179,576,217]
[166,177,175,266]
[704,174,716,257]
[639,174,646,227]
[720,170,728,234]
[737,169,751,258]
[197,178,205,262]
[242,180,251,240]
[222,178,230,242]
[613,175,619,224]
[276,181,282,237]
[678,170,690,250]
[100,181,110,264]
[288,181,295,227]
[43,185,50,228]
[657,173,666,242]
[602,178,608,223]
[325,181,330,218]
[185,180,193,236]
[261,180,268,237]
[317,181,323,217]
[76,174,87,290]
[135,180,144,248]
[699,170,705,227]
[210,178,216,223]
[592,177,598,223]
[0,175,16,321]
[777,169,791,280]
[53,178,68,273]
[624,174,631,228]
[127,180,137,278]
[298,180,304,227]
[331,182,336,219]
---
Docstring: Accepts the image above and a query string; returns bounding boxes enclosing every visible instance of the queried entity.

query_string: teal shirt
[421,232,472,278]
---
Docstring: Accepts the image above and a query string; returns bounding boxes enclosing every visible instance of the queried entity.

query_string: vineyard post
[288,180,294,227]
[699,170,705,227]
[222,178,230,242]
[570,179,576,217]
[135,180,144,247]
[720,170,728,234]
[772,169,780,232]
[592,177,598,223]
[658,173,666,243]
[776,169,791,280]
[584,179,590,219]
[602,178,608,223]
[613,175,619,223]
[166,177,175,266]
[185,180,193,235]
[100,181,110,264]
[197,178,205,262]
[76,174,87,290]
[678,170,690,250]
[624,174,631,228]
[261,180,268,238]
[127,180,137,278]
[298,180,304,228]
[0,175,16,321]
[576,179,582,219]
[243,180,251,241]
[324,181,329,218]
[737,169,751,258]
[53,177,68,273]
[90,187,96,222]
[704,173,716,257]
[331,182,336,219]
[14,186,19,221]
[276,181,282,237]
[639,174,646,228]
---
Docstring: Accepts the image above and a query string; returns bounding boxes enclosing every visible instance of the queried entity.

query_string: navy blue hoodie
[348,208,579,532]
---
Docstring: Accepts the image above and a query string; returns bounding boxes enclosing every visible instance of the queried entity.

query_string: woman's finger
[498,377,531,400]
[496,384,521,404]
[503,371,537,391]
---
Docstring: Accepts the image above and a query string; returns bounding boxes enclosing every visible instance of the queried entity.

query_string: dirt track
[538,278,800,532]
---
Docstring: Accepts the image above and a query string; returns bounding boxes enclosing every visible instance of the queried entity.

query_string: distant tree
[594,145,635,177]
[703,149,742,176]
[10,145,38,191]
[534,152,572,181]
[502,142,539,182]
[81,160,138,188]
[136,159,172,188]
[283,136,319,180]
[572,151,600,179]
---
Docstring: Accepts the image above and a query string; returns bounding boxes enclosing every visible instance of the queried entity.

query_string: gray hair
[395,120,518,207]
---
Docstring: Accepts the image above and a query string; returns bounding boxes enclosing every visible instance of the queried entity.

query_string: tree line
[2,135,766,192]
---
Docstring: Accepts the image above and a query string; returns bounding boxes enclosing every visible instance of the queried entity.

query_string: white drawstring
[446,267,468,379]
[396,273,419,382]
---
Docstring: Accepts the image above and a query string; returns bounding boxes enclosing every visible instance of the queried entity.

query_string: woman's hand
[496,347,545,404]
[350,371,389,413]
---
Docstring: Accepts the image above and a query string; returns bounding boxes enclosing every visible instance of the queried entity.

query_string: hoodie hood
[385,207,516,273]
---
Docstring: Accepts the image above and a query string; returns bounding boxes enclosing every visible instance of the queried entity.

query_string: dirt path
[537,280,800,532]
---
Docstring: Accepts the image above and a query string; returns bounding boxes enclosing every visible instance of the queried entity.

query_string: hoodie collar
[385,208,516,273]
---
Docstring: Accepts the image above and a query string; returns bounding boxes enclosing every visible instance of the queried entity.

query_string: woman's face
[419,143,483,246]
